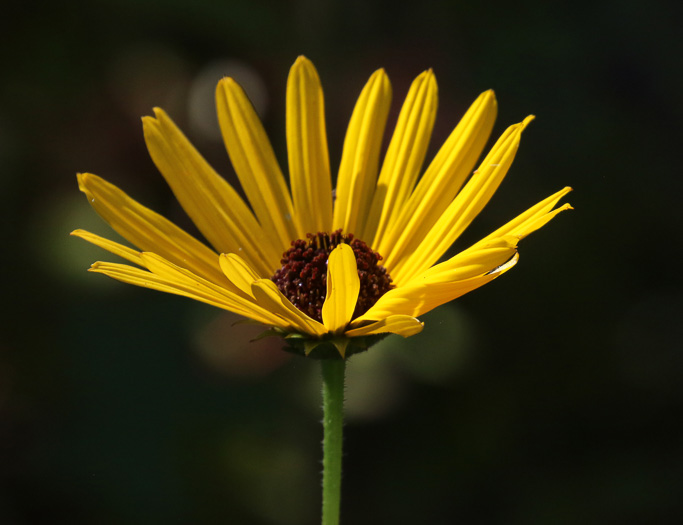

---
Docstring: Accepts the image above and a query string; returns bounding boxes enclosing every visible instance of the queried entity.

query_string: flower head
[73,56,571,358]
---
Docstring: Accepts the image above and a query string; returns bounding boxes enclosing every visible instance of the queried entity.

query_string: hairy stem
[321,358,346,525]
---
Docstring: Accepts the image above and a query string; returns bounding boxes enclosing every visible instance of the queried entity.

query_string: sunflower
[73,56,571,358]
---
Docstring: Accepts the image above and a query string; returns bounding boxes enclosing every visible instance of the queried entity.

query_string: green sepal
[282,332,389,360]
[251,326,390,359]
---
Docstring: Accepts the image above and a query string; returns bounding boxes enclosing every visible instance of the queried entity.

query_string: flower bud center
[271,230,394,323]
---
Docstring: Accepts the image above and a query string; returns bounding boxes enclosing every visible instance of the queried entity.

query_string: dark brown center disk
[271,230,394,323]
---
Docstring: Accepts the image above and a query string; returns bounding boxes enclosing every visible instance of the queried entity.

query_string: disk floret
[271,230,394,323]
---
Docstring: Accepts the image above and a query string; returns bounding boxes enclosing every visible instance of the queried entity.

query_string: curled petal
[251,279,327,337]
[219,253,262,297]
[321,244,360,334]
[346,315,424,338]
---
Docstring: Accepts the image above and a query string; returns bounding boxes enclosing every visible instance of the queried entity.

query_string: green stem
[321,358,346,525]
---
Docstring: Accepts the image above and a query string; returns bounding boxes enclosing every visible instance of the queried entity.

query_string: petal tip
[217,76,238,90]
[77,172,96,191]
[293,55,313,69]
[483,89,497,106]
[370,67,390,84]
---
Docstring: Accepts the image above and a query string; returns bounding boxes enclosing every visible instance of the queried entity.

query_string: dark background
[2,0,682,523]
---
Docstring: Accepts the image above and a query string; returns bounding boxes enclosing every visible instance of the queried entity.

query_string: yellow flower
[73,56,571,358]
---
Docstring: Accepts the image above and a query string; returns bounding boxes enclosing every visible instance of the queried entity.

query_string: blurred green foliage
[2,0,682,523]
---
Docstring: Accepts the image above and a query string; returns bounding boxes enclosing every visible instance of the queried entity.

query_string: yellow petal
[515,202,573,238]
[362,70,438,246]
[333,69,392,234]
[139,252,285,326]
[419,236,519,281]
[381,90,498,267]
[216,78,297,254]
[472,186,573,246]
[219,253,261,296]
[251,279,327,337]
[392,116,534,284]
[346,315,424,338]
[143,108,279,276]
[71,229,143,266]
[355,272,503,321]
[138,252,243,296]
[365,185,571,320]
[77,173,226,286]
[286,56,333,235]
[321,244,360,334]
[91,261,228,308]
[90,259,280,326]
[356,239,519,321]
